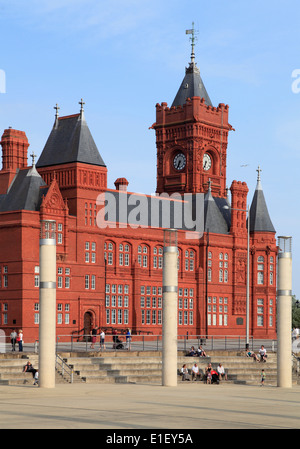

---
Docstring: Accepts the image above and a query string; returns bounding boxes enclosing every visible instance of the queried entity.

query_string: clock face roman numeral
[203,153,211,171]
[173,153,186,170]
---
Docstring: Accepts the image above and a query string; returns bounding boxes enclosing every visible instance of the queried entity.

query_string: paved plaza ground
[0,381,299,430]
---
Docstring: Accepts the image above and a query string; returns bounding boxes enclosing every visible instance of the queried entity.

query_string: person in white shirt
[258,345,267,362]
[191,363,200,381]
[217,363,227,381]
[99,330,106,351]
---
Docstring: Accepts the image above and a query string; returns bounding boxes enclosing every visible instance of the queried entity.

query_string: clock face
[203,153,212,171]
[173,152,186,171]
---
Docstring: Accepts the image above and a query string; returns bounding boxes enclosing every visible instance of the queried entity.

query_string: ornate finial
[30,152,37,167]
[256,165,262,182]
[54,103,60,119]
[186,22,198,64]
[79,98,85,114]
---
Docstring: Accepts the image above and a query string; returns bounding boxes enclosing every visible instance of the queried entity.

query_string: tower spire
[186,22,198,64]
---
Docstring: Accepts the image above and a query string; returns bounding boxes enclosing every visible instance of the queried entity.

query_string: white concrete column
[39,220,56,388]
[162,229,178,387]
[277,236,292,388]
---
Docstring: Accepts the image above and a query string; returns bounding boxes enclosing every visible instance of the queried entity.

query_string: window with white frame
[257,256,264,285]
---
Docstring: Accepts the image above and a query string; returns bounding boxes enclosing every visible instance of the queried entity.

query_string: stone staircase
[60,350,296,386]
[0,353,79,385]
[0,351,298,386]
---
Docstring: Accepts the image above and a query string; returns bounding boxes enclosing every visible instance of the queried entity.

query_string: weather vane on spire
[79,98,85,114]
[30,152,37,167]
[256,165,262,181]
[186,22,198,64]
[54,103,60,119]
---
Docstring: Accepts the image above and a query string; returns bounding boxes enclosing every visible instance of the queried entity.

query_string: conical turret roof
[249,167,275,233]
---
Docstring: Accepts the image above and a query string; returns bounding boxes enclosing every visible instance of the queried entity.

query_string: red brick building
[0,48,277,342]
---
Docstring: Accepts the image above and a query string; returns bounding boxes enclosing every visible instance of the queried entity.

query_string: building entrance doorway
[84,311,93,341]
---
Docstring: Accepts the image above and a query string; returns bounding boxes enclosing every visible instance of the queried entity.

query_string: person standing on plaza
[90,326,97,350]
[260,369,266,386]
[100,329,106,351]
[126,328,131,350]
[17,329,23,352]
[10,329,17,351]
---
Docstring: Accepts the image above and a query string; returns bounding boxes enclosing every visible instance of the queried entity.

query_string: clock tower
[152,24,233,198]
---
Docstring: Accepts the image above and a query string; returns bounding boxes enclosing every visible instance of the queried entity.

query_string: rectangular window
[158,310,162,325]
[152,310,156,324]
[35,275,39,287]
[34,313,39,324]
[146,310,151,325]
[85,275,89,289]
[124,309,128,325]
[58,276,63,288]
[65,314,70,324]
[118,309,122,324]
[57,313,63,324]
[106,295,110,307]
[91,275,96,290]
[257,315,264,326]
[106,309,110,324]
[65,277,70,288]
[178,311,182,325]
[111,309,116,324]
[111,295,116,307]
[118,295,122,307]
[184,311,188,325]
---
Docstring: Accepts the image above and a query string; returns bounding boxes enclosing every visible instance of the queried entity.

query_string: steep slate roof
[249,175,275,233]
[172,61,212,107]
[36,112,106,168]
[204,188,229,234]
[0,166,46,212]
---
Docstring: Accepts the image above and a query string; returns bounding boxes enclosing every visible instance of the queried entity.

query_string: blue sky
[0,0,299,298]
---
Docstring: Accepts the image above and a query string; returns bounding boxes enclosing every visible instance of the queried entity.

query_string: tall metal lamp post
[224,205,250,349]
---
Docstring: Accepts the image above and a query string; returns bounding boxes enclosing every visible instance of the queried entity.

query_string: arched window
[105,241,115,265]
[119,242,131,266]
